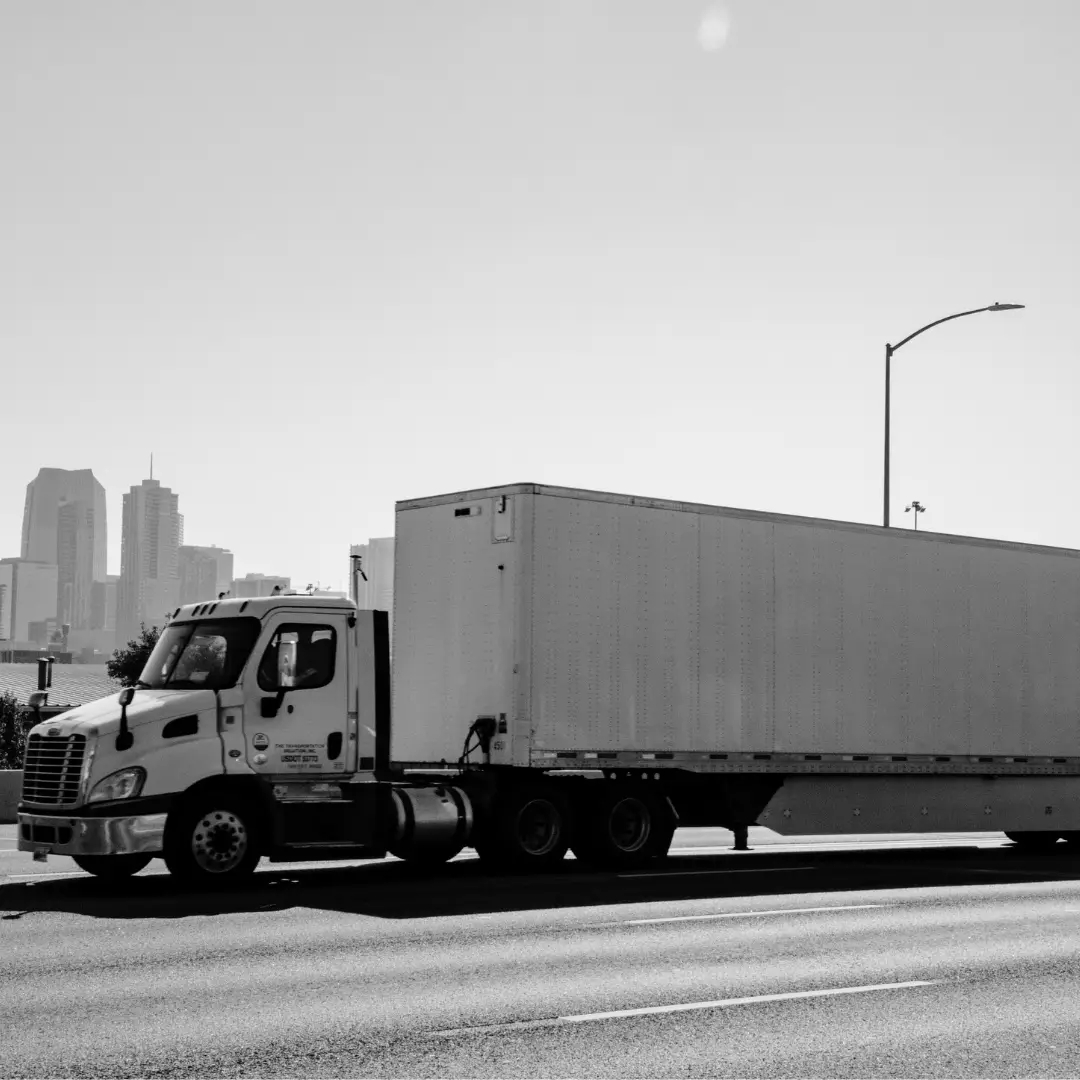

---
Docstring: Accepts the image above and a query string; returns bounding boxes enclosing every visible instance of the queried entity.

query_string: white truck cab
[17,595,471,882]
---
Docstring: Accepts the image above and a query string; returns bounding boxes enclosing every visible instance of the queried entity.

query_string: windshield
[138,618,261,690]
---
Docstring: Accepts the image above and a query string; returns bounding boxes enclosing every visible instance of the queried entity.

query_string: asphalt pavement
[3,826,1080,1078]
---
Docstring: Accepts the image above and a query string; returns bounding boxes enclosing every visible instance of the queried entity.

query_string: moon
[697,5,732,52]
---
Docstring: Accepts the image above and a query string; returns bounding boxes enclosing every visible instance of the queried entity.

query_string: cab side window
[257,625,336,691]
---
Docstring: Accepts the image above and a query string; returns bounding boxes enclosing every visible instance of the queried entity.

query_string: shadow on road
[4,843,1080,922]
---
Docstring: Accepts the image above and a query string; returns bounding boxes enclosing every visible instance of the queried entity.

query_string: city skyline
[3,3,1077,594]
[1,461,392,650]
[2,465,304,585]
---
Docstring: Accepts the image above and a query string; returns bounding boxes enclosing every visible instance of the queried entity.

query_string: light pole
[905,500,926,530]
[884,302,1024,527]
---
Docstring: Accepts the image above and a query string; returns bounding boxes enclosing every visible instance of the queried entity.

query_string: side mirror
[116,686,135,751]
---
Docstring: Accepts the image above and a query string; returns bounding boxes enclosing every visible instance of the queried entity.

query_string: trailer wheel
[72,853,153,880]
[1004,830,1061,850]
[473,787,571,871]
[164,795,263,885]
[572,791,673,870]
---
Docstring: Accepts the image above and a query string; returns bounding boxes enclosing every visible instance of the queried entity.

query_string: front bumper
[17,812,168,857]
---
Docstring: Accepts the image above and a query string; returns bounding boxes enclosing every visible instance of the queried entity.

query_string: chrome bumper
[17,812,168,857]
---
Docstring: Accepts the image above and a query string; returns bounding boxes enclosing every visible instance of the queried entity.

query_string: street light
[905,500,926,530]
[883,302,1024,527]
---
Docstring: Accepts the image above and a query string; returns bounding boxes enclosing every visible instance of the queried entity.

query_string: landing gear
[473,786,572,871]
[72,853,153,880]
[164,795,263,884]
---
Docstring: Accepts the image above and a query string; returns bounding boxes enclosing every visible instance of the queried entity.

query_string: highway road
[4,826,1080,1078]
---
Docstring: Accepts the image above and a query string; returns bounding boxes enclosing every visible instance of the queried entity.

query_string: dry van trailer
[390,483,1080,861]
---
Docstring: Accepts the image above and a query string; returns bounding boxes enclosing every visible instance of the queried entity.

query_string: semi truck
[17,482,1080,883]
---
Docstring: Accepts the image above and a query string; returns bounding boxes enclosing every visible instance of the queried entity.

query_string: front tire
[164,795,262,885]
[72,853,153,880]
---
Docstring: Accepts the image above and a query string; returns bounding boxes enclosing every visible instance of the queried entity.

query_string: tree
[107,625,161,687]
[0,692,28,770]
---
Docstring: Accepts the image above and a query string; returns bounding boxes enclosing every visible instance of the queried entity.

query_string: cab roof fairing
[167,595,359,624]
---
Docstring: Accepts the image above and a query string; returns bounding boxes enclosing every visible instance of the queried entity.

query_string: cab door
[243,611,350,776]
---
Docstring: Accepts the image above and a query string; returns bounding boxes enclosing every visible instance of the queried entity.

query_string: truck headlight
[87,767,146,804]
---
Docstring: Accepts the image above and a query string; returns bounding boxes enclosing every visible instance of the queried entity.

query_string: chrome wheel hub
[191,810,248,873]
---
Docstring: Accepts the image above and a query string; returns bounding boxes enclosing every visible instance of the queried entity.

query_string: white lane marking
[564,980,940,1023]
[430,980,940,1037]
[609,903,886,926]
[619,865,816,879]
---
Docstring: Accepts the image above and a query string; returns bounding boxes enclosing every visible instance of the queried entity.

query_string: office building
[350,539,394,612]
[117,478,183,640]
[179,545,235,604]
[89,574,119,633]
[0,562,11,640]
[0,559,59,642]
[231,573,291,598]
[21,468,107,630]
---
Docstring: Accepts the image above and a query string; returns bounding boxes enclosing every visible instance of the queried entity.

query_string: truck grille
[21,733,87,807]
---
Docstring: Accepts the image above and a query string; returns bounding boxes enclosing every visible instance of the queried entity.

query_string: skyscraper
[89,574,119,633]
[21,468,107,630]
[117,478,183,640]
[179,545,234,604]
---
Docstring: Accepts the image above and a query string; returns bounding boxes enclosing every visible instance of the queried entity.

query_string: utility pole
[905,501,926,530]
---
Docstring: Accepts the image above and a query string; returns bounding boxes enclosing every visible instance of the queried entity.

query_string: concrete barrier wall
[0,771,21,824]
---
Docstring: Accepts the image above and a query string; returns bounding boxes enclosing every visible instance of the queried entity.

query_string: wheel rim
[515,798,562,856]
[191,809,249,874]
[607,797,652,853]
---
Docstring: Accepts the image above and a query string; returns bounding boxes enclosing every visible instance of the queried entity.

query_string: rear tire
[72,853,153,880]
[164,795,263,885]
[1005,830,1061,850]
[572,790,674,870]
[473,786,572,871]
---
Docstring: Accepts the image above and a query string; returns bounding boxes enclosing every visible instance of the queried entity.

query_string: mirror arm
[116,699,133,751]
[261,687,289,719]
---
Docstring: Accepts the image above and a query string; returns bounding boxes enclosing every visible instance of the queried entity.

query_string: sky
[3,1,1078,590]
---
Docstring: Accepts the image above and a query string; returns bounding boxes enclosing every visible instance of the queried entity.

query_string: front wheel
[72,853,153,880]
[164,796,262,885]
